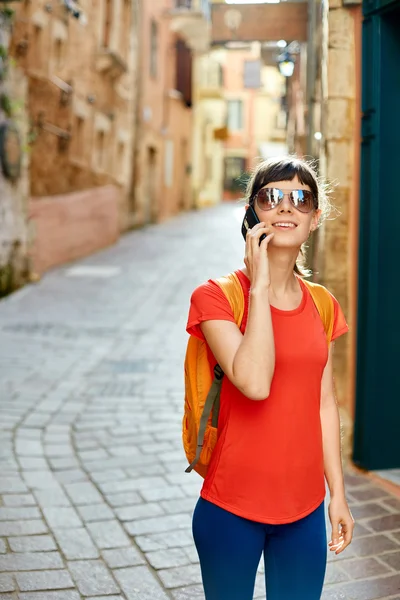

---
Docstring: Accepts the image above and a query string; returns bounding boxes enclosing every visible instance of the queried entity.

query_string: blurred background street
[0,0,399,597]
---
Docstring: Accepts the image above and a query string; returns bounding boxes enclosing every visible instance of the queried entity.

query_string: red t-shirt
[186,269,349,524]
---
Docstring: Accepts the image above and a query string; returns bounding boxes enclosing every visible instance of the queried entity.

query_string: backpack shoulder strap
[215,271,245,328]
[302,279,335,345]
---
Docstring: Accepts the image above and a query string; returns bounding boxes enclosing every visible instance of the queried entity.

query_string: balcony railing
[175,0,211,21]
[169,0,211,52]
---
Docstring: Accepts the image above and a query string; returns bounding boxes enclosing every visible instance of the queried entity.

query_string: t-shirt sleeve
[186,280,236,341]
[330,292,349,342]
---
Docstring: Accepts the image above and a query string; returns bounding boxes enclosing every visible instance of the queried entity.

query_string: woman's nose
[278,194,293,212]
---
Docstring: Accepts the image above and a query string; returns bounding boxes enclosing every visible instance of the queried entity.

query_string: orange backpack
[183,272,335,478]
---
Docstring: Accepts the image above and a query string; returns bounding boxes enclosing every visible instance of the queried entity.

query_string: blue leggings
[193,498,327,600]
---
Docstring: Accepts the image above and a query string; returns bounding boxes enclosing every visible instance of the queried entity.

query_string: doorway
[354,2,400,469]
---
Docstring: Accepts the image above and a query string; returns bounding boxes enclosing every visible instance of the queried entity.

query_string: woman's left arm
[320,343,355,555]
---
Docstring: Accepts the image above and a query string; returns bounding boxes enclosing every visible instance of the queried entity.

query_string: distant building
[130,0,211,226]
[193,41,288,207]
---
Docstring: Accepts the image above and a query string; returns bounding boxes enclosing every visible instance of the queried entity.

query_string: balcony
[95,48,127,79]
[168,0,211,53]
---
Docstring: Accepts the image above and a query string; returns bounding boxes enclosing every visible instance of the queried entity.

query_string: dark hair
[245,156,331,277]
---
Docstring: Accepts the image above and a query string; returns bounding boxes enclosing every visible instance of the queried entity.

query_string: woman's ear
[310,209,321,231]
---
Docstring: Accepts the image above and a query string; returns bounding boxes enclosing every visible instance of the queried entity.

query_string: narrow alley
[0,205,399,600]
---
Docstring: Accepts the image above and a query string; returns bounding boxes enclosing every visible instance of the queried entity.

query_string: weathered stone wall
[29,185,120,275]
[0,22,30,296]
[319,2,362,459]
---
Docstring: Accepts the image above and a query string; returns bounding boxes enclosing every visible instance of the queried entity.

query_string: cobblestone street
[0,204,399,600]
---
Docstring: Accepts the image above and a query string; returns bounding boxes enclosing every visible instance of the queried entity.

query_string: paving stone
[23,471,58,490]
[34,488,71,508]
[0,574,14,593]
[125,513,191,536]
[160,498,196,515]
[18,593,80,600]
[135,530,194,552]
[351,533,398,557]
[0,477,28,494]
[379,551,400,571]
[76,503,115,523]
[18,457,49,470]
[145,547,192,570]
[15,441,44,457]
[0,521,47,537]
[102,546,145,568]
[140,486,186,502]
[99,477,166,494]
[105,492,142,508]
[64,481,103,505]
[0,593,16,599]
[44,445,74,458]
[16,570,74,592]
[366,513,400,532]
[42,507,82,529]
[157,564,202,589]
[339,556,392,579]
[68,560,120,596]
[86,520,130,549]
[52,528,99,559]
[88,469,127,483]
[171,585,205,600]
[0,552,63,572]
[0,507,41,521]
[350,502,392,521]
[321,574,400,600]
[114,566,169,600]
[0,541,5,554]
[54,470,88,484]
[8,535,57,552]
[116,503,164,521]
[344,472,370,488]
[349,486,390,502]
[82,598,123,600]
[1,494,36,507]
[48,457,80,470]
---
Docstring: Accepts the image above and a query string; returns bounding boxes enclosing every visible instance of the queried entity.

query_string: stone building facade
[0,12,30,296]
[317,1,362,459]
[130,0,210,227]
[9,0,140,275]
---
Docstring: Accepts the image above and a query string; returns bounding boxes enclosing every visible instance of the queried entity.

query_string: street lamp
[277,51,295,77]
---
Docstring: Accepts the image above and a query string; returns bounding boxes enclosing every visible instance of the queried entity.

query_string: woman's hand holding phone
[244,222,274,291]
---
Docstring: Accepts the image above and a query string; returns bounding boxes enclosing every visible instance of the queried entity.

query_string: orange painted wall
[133,0,193,223]
[29,186,120,275]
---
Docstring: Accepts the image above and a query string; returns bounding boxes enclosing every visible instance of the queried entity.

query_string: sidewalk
[0,203,399,600]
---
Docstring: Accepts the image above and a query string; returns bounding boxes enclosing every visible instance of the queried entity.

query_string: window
[150,20,158,78]
[54,39,64,69]
[164,140,174,188]
[176,39,192,106]
[224,157,246,191]
[96,131,105,170]
[227,100,243,131]
[73,117,85,160]
[243,60,261,89]
[121,0,130,58]
[103,0,112,47]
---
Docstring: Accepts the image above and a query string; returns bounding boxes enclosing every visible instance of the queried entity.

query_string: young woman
[186,157,354,600]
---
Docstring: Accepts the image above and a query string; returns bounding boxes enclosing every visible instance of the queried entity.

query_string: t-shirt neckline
[235,269,308,317]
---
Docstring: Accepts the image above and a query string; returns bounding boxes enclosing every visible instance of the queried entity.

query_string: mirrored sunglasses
[255,188,316,213]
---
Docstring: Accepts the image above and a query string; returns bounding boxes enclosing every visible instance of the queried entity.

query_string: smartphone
[241,205,267,246]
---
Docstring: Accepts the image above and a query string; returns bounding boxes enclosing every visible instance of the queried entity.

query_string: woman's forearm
[320,400,346,498]
[232,287,275,400]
